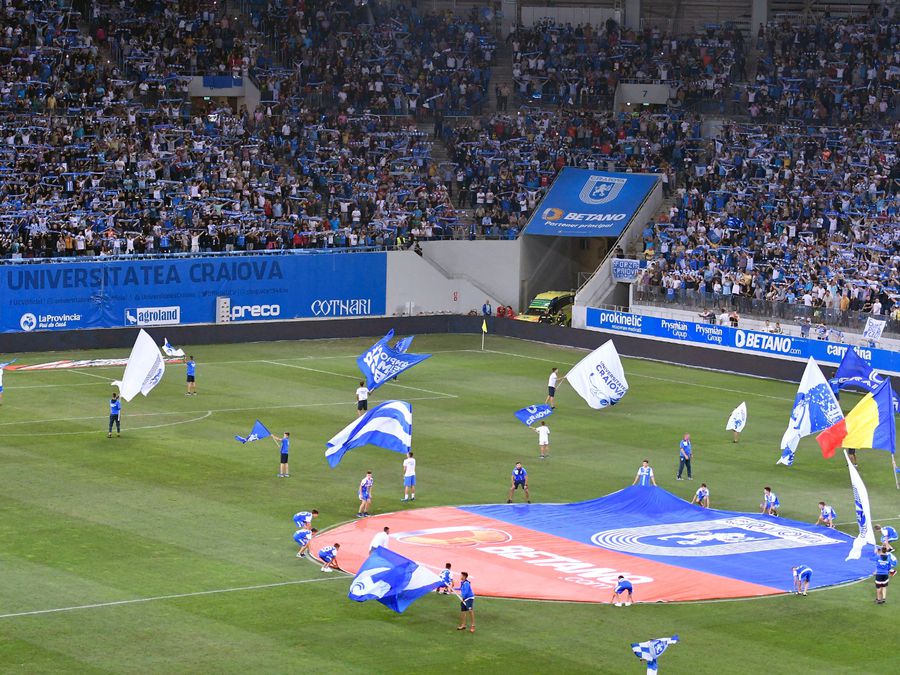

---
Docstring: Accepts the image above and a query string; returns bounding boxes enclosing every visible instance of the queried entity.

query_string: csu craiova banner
[524,168,659,237]
[1,252,386,332]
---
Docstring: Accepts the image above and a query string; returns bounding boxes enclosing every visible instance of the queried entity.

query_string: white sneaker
[614,602,622,607]
[625,601,632,607]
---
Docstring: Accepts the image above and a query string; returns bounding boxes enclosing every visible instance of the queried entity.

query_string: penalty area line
[0,576,345,621]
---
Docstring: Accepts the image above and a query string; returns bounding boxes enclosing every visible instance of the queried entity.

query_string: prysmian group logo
[125,306,181,326]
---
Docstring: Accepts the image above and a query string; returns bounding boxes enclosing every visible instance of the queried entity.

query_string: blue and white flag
[777,357,844,466]
[394,335,414,354]
[829,348,900,413]
[357,332,431,391]
[161,338,186,358]
[514,404,554,426]
[325,400,412,468]
[565,340,628,410]
[348,546,444,613]
[631,635,679,674]
[235,419,271,444]
[111,329,166,402]
[725,402,747,432]
[844,450,876,560]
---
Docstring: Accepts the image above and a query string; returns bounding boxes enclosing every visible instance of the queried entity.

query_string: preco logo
[311,299,372,317]
[231,304,281,319]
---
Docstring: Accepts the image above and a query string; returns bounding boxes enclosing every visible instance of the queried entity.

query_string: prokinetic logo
[125,306,181,326]
[311,299,373,317]
[231,304,281,320]
[598,311,642,332]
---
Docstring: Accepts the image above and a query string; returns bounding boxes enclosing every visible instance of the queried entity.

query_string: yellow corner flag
[481,319,488,333]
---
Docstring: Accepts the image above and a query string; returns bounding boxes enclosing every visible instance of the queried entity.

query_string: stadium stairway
[486,41,514,113]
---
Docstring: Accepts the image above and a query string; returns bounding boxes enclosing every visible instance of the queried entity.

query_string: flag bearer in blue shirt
[107,392,121,438]
[185,355,197,395]
[792,565,812,596]
[874,546,897,604]
[456,572,475,632]
[272,432,290,477]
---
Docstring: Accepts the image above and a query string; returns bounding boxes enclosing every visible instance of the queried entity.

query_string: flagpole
[481,329,485,352]
[892,454,899,490]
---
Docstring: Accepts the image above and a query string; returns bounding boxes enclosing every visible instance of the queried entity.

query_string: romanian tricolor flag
[817,377,896,459]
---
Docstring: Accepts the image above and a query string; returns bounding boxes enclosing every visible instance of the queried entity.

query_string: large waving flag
[844,450,876,560]
[235,420,271,444]
[565,340,628,410]
[357,332,431,391]
[325,400,412,468]
[162,338,186,358]
[817,377,896,459]
[777,357,844,466]
[111,329,166,402]
[631,635,679,674]
[514,404,554,426]
[0,358,18,368]
[394,335,414,354]
[725,402,747,432]
[829,348,900,412]
[348,546,444,613]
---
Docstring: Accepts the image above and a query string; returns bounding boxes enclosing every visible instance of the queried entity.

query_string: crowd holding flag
[862,316,887,344]
[161,338,186,358]
[347,546,444,613]
[777,357,844,466]
[357,331,431,391]
[514,404,554,426]
[111,329,166,402]
[829,347,900,413]
[631,635,679,674]
[235,420,272,444]
[843,450,877,561]
[565,340,628,410]
[325,400,412,468]
[725,402,747,442]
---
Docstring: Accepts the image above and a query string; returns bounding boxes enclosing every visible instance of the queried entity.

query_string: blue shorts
[186,375,195,383]
[293,533,309,545]
[799,572,812,582]
[548,386,556,397]
[460,598,474,611]
[0,385,4,393]
[280,453,289,464]
[320,553,334,563]
[359,490,370,501]
[513,480,526,490]
[404,476,416,487]
[357,400,368,411]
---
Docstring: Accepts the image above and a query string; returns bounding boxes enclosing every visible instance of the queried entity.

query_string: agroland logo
[311,299,373,317]
[125,306,181,326]
[231,304,281,320]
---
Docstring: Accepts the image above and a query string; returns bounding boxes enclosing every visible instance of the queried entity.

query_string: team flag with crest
[631,635,679,674]
[725,402,747,432]
[514,404,554,426]
[565,340,628,410]
[357,331,431,391]
[829,348,900,412]
[777,358,844,466]
[844,450,876,560]
[817,377,896,459]
[235,420,271,444]
[162,338,186,358]
[347,546,444,613]
[394,335,415,354]
[111,329,166,402]
[325,400,412,468]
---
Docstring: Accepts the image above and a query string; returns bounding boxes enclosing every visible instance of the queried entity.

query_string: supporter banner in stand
[0,252,387,332]
[611,258,642,283]
[584,308,900,375]
[524,168,659,237]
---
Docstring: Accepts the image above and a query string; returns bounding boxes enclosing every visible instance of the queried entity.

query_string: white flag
[862,316,886,342]
[845,450,876,560]
[777,357,844,466]
[162,338,185,358]
[726,402,747,431]
[112,329,166,402]
[565,341,628,410]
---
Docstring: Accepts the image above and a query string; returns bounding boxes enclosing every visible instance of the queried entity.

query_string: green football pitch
[0,333,897,674]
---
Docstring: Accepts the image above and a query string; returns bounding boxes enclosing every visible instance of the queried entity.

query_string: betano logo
[542,208,627,223]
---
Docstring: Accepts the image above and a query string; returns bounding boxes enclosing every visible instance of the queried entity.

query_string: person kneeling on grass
[610,575,633,606]
[318,543,341,572]
[815,502,836,528]
[293,527,317,558]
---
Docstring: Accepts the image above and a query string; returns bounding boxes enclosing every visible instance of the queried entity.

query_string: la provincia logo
[20,311,81,331]
[20,312,37,331]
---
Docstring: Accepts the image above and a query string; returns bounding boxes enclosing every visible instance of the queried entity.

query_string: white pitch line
[480,349,792,402]
[835,514,900,527]
[2,411,214,437]
[0,395,451,428]
[13,382,105,390]
[69,369,113,382]
[0,576,344,621]
[263,360,459,399]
